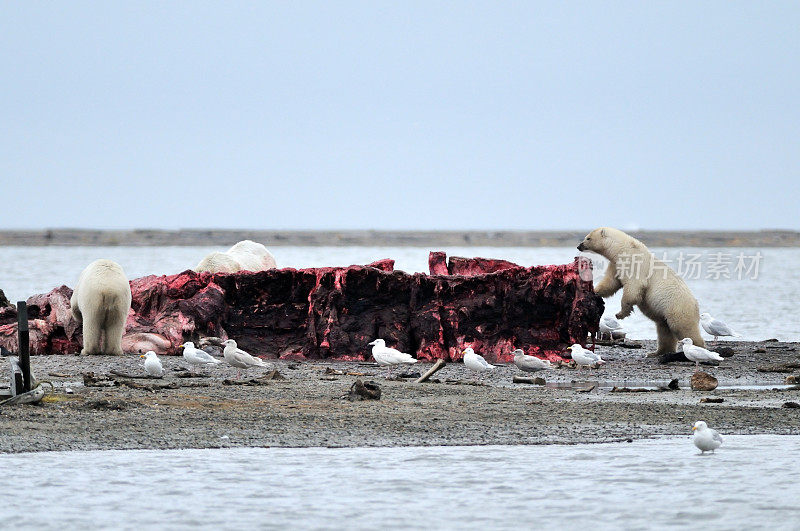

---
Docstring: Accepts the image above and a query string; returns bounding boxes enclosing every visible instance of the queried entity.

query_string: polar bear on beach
[577,227,705,357]
[70,259,132,355]
[193,240,276,274]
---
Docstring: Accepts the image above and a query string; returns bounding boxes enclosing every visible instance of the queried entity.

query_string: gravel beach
[2,340,799,453]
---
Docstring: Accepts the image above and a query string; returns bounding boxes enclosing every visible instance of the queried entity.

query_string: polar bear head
[577,227,633,257]
[577,227,609,253]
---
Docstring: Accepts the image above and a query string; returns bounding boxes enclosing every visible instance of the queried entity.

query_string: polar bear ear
[600,228,606,238]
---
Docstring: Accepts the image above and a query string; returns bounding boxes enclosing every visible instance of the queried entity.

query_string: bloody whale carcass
[0,253,603,363]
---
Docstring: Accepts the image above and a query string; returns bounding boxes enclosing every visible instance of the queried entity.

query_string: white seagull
[692,421,723,454]
[140,350,164,377]
[679,338,724,367]
[512,348,552,373]
[598,316,624,340]
[180,341,222,372]
[222,339,268,378]
[367,339,417,377]
[567,344,605,369]
[700,313,741,342]
[462,347,496,373]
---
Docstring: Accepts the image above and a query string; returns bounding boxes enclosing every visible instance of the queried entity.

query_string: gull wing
[710,319,734,336]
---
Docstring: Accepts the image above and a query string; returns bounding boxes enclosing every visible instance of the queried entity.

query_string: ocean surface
[0,245,797,341]
[1,436,798,530]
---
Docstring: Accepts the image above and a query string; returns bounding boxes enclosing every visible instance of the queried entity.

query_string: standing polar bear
[70,259,132,355]
[578,227,705,357]
[194,240,276,274]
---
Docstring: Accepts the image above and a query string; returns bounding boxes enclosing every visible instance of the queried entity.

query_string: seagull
[180,341,222,373]
[367,339,417,377]
[140,351,164,378]
[222,339,268,378]
[567,344,605,369]
[692,421,723,454]
[598,316,624,340]
[700,313,741,342]
[679,338,724,367]
[512,349,552,373]
[462,347,496,373]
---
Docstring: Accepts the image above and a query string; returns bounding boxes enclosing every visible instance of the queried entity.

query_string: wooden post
[415,359,446,383]
[17,301,31,392]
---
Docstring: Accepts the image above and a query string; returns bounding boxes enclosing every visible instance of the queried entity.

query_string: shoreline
[2,340,799,454]
[1,229,799,247]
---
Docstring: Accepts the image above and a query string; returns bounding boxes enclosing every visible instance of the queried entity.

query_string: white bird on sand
[462,347,496,373]
[679,338,724,367]
[598,316,624,340]
[368,339,417,377]
[140,351,164,377]
[180,341,222,371]
[700,313,741,342]
[222,339,268,378]
[512,349,552,373]
[567,344,605,369]
[693,421,723,454]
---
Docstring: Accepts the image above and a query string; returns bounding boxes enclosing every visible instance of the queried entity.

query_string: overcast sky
[1,2,798,231]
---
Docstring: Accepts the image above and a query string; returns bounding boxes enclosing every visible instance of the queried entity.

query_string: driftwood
[345,379,381,401]
[415,359,446,383]
[118,379,180,391]
[222,370,285,386]
[110,369,163,379]
[757,363,800,373]
[444,379,487,386]
[83,371,211,391]
[512,375,546,385]
[83,372,118,387]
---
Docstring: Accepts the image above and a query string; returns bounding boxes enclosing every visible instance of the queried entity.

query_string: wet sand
[1,340,799,453]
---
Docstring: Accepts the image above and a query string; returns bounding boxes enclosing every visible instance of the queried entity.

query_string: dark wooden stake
[17,301,31,392]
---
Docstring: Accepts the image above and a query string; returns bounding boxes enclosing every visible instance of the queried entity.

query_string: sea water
[1,436,798,530]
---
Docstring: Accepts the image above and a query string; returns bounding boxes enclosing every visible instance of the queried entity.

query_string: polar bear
[226,240,277,271]
[70,259,132,355]
[577,227,705,357]
[194,251,242,274]
[193,240,276,274]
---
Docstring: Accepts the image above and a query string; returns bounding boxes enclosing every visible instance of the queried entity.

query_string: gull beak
[566,346,573,351]
[139,354,146,358]
[692,427,697,431]
[178,344,184,348]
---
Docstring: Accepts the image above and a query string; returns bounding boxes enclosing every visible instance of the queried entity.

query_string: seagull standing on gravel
[140,351,164,377]
[512,349,552,373]
[462,347,496,373]
[368,339,417,377]
[692,421,723,454]
[679,338,724,367]
[567,344,605,369]
[700,313,741,342]
[598,316,624,340]
[180,341,222,373]
[222,339,268,378]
